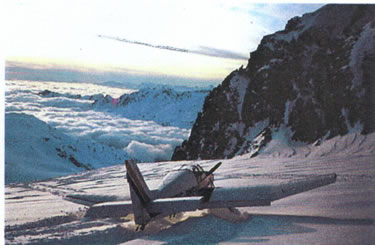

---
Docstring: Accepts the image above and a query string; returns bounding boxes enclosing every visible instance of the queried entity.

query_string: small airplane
[65,160,337,231]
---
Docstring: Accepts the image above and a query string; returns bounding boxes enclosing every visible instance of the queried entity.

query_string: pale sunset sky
[4,0,325,86]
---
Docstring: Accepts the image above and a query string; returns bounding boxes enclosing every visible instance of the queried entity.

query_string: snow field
[5,132,375,244]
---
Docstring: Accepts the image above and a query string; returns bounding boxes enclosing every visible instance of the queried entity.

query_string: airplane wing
[81,173,336,218]
[199,173,337,209]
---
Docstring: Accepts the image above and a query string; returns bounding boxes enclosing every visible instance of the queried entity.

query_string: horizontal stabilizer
[85,201,133,218]
[148,197,202,215]
[64,194,126,206]
[84,197,202,219]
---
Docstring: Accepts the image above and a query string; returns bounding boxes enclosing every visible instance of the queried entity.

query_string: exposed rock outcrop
[172,4,375,161]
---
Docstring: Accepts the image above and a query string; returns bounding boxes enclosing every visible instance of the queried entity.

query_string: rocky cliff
[172,4,375,161]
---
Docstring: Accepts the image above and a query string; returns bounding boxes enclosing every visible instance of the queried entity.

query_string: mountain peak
[172,4,375,161]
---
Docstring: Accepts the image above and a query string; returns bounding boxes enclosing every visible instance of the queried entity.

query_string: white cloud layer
[5,80,191,162]
[125,141,174,162]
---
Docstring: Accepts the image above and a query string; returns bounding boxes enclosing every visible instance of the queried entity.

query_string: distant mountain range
[172,4,375,161]
[92,86,210,129]
[39,85,210,129]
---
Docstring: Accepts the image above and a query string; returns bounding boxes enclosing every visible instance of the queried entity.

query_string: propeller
[206,162,222,176]
[200,162,222,185]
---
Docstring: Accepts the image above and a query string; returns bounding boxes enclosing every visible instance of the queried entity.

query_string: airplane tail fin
[125,160,153,227]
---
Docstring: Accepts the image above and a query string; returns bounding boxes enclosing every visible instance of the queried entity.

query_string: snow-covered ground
[5,80,208,183]
[5,133,375,244]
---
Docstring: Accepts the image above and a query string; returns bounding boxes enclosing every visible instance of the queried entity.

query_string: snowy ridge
[236,130,375,160]
[5,113,128,184]
[93,86,209,129]
[39,85,211,129]
[38,89,105,101]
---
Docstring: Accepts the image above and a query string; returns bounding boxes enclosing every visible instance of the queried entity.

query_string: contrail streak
[98,35,248,60]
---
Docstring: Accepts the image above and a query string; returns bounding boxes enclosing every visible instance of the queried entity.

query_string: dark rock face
[172,4,375,161]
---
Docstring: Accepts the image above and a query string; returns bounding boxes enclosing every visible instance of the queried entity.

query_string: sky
[4,0,324,86]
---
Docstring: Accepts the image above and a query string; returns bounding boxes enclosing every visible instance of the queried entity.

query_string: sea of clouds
[5,80,191,162]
